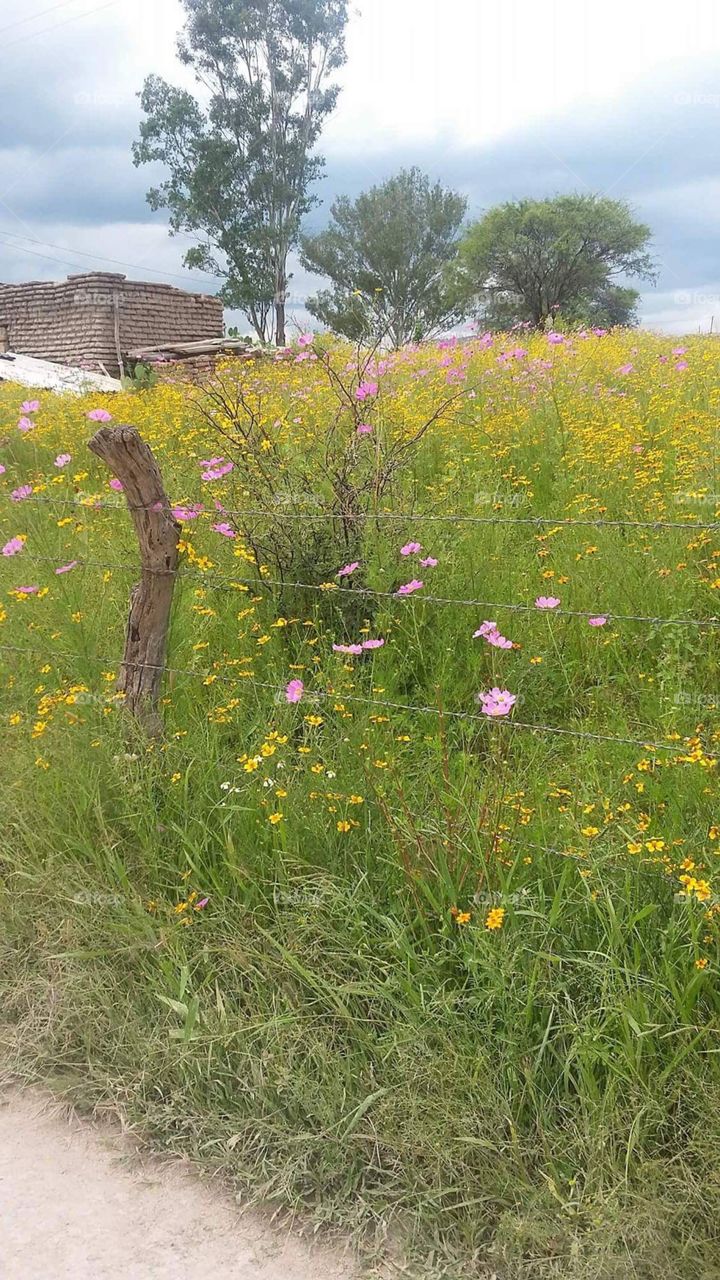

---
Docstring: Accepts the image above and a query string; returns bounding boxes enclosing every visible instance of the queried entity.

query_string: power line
[2,0,120,52]
[0,233,220,291]
[0,0,83,38]
[0,231,312,303]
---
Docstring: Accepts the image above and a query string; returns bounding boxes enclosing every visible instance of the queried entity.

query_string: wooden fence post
[87,425,180,737]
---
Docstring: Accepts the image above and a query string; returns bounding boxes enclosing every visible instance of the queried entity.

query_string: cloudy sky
[1,0,720,333]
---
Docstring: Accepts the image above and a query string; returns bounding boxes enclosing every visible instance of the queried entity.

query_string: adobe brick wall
[0,271,224,376]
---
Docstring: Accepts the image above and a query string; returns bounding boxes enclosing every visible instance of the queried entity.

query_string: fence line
[7,553,719,630]
[0,640,707,757]
[6,491,720,532]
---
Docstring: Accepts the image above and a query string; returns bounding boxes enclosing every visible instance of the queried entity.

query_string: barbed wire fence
[1,423,718,871]
[0,419,712,757]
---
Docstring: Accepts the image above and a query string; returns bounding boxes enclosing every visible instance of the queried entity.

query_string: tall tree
[133,0,349,345]
[453,194,655,331]
[301,168,467,346]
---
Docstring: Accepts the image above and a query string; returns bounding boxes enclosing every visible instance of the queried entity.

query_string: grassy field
[1,329,720,1278]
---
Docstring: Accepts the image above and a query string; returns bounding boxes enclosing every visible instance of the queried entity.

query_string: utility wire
[2,0,120,52]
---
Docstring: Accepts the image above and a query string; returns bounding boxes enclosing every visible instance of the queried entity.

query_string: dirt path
[0,1091,362,1280]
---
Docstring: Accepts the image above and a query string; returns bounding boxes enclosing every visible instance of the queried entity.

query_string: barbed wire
[0,639,709,757]
[6,552,719,629]
[5,491,719,531]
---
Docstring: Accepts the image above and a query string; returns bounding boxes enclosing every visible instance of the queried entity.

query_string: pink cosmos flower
[617,363,634,376]
[547,332,565,345]
[419,556,438,568]
[488,630,513,649]
[535,596,560,610]
[87,408,112,422]
[474,620,513,649]
[332,643,364,655]
[592,328,607,337]
[200,457,225,468]
[395,579,424,596]
[0,464,5,475]
[202,461,234,481]
[2,537,23,556]
[172,505,202,521]
[400,541,422,556]
[20,400,39,413]
[285,679,304,703]
[298,332,314,347]
[356,381,378,400]
[17,417,35,433]
[479,687,517,718]
[55,561,78,574]
[474,620,498,639]
[54,454,71,468]
[356,422,373,435]
[194,897,209,911]
[211,522,235,538]
[11,485,32,501]
[675,361,689,371]
[672,346,687,356]
[588,616,607,627]
[109,478,124,492]
[14,585,39,595]
[362,638,385,650]
[337,561,360,578]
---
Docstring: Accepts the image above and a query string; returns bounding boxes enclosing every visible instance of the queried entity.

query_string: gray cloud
[1,37,718,333]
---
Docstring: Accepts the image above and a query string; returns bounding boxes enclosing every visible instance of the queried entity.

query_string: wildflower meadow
[2,328,720,1278]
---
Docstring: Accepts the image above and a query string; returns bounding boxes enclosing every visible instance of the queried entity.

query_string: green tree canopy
[133,0,349,345]
[301,168,467,346]
[454,194,656,330]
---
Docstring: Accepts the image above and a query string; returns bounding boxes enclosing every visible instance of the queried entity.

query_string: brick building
[0,271,224,377]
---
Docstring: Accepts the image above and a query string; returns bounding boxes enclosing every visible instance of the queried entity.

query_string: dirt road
[0,1091,361,1280]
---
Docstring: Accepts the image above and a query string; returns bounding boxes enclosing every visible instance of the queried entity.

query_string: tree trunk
[275,296,286,347]
[87,425,180,737]
[274,255,287,347]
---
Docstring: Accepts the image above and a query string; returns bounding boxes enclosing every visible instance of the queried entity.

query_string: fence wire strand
[5,552,719,630]
[5,490,720,531]
[0,639,709,757]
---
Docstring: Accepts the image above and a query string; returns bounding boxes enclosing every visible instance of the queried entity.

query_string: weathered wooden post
[87,425,180,737]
